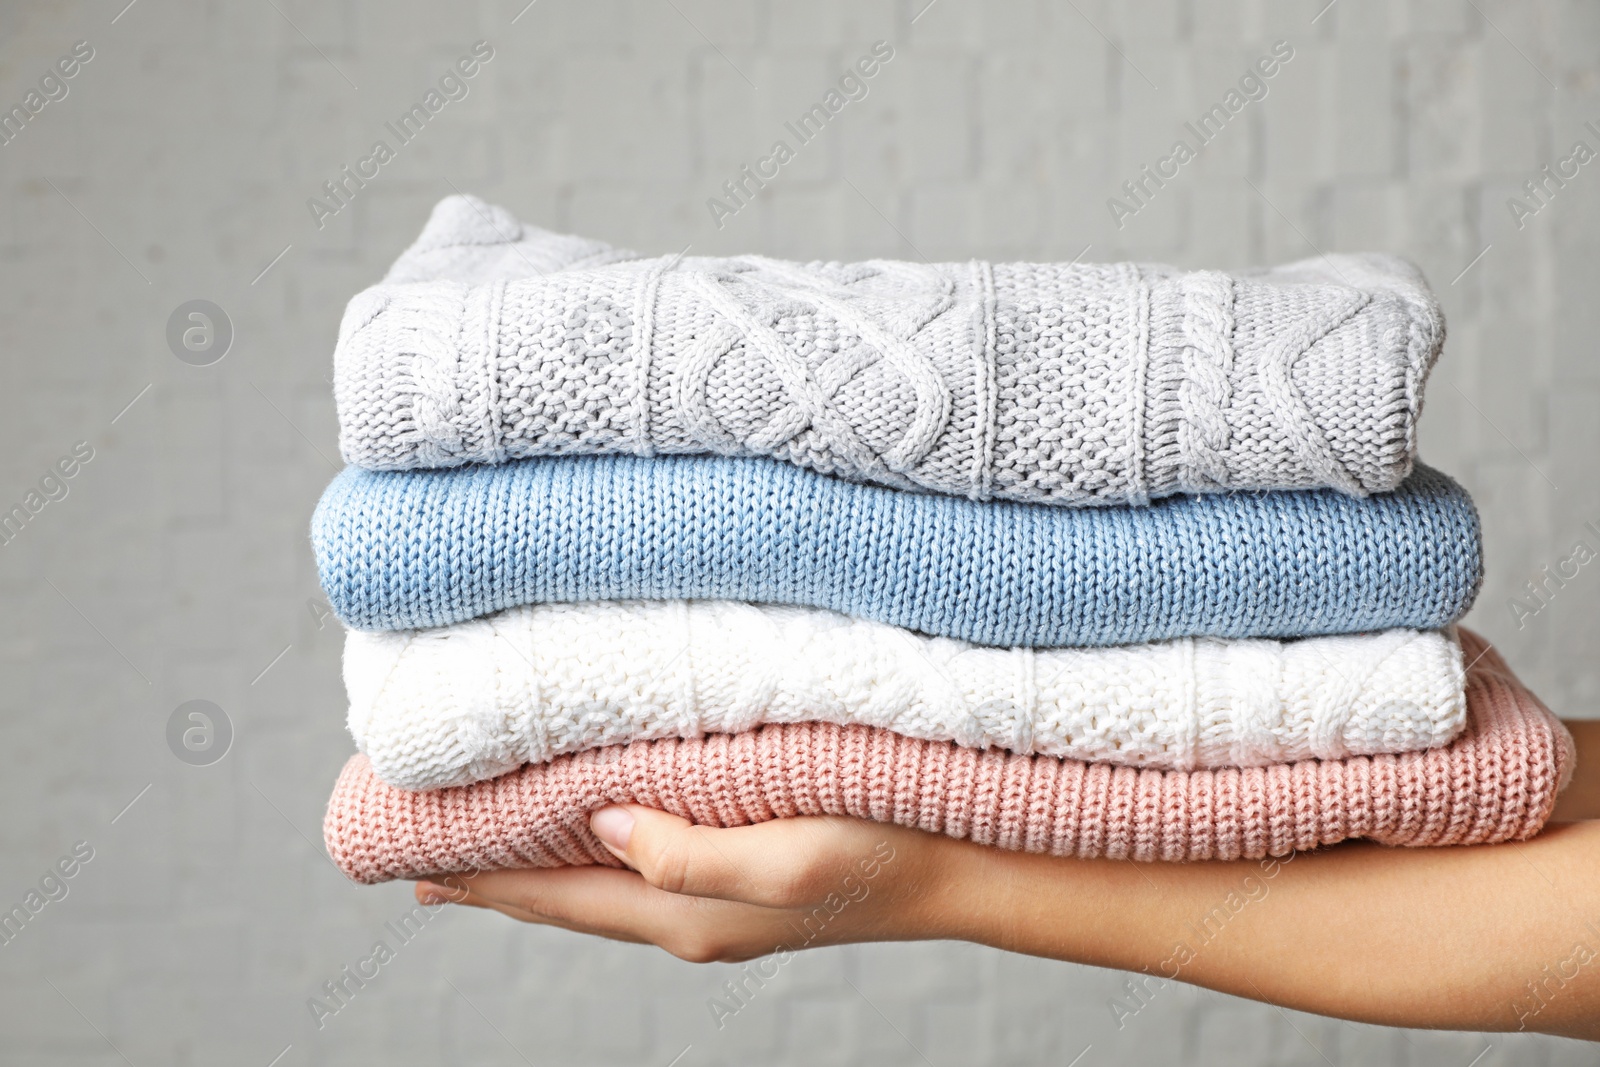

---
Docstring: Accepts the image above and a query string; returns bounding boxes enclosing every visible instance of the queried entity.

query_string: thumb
[589,804,815,907]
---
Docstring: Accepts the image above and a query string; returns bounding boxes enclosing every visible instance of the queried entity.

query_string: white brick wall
[1,0,1597,1062]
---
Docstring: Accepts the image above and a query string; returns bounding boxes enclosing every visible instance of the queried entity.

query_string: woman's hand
[414,806,966,963]
[415,797,1600,1040]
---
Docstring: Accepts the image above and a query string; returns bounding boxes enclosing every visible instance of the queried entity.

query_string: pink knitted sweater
[324,630,1573,884]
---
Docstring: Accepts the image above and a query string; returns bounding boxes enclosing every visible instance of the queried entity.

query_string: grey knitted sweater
[334,195,1443,504]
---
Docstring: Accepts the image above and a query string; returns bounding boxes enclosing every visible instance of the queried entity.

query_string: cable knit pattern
[322,630,1571,883]
[310,454,1483,645]
[334,196,1444,504]
[345,602,1468,790]
[1176,271,1237,490]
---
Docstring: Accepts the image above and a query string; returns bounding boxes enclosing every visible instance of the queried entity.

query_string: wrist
[891,829,1016,946]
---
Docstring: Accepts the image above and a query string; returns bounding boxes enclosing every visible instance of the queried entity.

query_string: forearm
[439,722,1600,1039]
[922,820,1600,1038]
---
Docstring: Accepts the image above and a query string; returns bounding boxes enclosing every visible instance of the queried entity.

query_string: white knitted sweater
[334,195,1444,505]
[344,600,1467,791]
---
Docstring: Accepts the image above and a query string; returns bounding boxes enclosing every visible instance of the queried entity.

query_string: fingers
[414,878,548,926]
[414,871,653,945]
[404,810,930,960]
[416,868,789,963]
[590,806,887,909]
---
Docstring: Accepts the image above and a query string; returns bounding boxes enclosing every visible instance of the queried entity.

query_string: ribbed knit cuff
[334,281,504,469]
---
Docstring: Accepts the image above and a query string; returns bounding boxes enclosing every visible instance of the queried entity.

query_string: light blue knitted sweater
[311,455,1481,647]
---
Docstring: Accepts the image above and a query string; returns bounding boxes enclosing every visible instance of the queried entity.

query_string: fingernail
[417,882,455,906]
[590,806,635,851]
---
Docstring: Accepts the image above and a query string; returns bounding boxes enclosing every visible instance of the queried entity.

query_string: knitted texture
[334,195,1444,504]
[346,600,1468,790]
[381,195,640,286]
[322,630,1572,884]
[310,454,1483,645]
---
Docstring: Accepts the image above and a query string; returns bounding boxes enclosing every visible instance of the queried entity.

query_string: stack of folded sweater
[315,196,1573,884]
